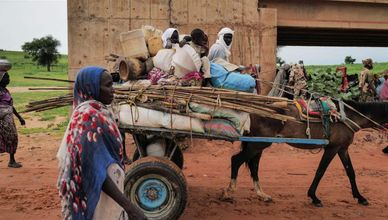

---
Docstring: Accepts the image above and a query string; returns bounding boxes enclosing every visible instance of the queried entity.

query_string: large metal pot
[0,59,12,72]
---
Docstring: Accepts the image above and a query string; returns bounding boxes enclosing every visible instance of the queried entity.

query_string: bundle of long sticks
[23,94,72,113]
[23,78,295,121]
[114,85,294,121]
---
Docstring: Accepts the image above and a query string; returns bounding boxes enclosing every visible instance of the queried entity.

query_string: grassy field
[0,50,69,87]
[1,50,70,134]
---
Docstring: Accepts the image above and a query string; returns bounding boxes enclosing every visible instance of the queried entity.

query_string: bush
[307,69,360,100]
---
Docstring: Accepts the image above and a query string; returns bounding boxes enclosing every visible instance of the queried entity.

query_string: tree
[344,56,356,64]
[22,35,60,71]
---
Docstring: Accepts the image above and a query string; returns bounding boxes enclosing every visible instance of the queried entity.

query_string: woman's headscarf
[208,27,234,62]
[73,66,106,107]
[57,66,123,220]
[162,28,178,48]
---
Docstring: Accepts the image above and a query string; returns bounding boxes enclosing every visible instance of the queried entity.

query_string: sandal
[8,162,22,168]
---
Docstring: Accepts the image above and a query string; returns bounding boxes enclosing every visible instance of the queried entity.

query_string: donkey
[222,101,388,207]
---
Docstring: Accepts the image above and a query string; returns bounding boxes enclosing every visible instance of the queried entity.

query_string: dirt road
[0,130,387,220]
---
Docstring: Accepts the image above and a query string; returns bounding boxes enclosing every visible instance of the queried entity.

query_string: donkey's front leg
[308,147,338,207]
[220,153,242,201]
[220,142,249,201]
[248,152,272,202]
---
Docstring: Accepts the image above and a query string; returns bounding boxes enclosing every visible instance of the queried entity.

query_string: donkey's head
[345,101,388,129]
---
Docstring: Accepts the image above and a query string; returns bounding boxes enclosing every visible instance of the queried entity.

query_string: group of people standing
[359,58,388,102]
[268,61,308,99]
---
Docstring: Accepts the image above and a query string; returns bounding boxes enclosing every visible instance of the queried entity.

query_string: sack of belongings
[210,63,256,92]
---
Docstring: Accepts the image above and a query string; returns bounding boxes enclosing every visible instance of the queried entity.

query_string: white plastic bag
[119,104,205,133]
[162,113,204,133]
[153,49,175,72]
[119,105,164,128]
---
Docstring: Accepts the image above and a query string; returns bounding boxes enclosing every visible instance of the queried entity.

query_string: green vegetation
[306,62,388,76]
[0,50,69,87]
[306,62,387,100]
[308,69,360,100]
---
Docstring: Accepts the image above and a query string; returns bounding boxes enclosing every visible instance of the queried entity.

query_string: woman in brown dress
[0,70,25,168]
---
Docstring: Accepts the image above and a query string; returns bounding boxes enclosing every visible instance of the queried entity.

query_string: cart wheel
[124,157,187,220]
[132,145,184,169]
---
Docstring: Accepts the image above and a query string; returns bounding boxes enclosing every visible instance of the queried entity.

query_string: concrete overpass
[67,0,388,94]
[262,0,388,47]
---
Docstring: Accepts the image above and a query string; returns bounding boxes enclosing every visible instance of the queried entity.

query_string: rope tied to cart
[184,92,194,148]
[125,82,143,128]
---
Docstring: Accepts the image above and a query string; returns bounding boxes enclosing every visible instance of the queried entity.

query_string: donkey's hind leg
[338,149,369,205]
[247,149,272,202]
[307,147,338,207]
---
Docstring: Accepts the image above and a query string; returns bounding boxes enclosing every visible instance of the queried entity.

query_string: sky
[278,46,388,65]
[0,0,387,65]
[0,0,67,54]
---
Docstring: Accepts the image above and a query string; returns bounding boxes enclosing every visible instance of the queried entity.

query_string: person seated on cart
[162,28,179,49]
[57,67,146,220]
[208,27,234,62]
[179,28,212,84]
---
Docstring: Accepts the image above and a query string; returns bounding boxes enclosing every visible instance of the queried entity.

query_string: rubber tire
[124,157,187,220]
[132,145,184,169]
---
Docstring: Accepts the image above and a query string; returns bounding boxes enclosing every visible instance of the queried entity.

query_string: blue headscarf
[73,66,106,107]
[58,66,123,220]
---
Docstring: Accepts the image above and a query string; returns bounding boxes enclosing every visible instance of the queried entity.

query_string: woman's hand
[102,176,147,219]
[12,107,25,125]
[125,203,147,220]
[19,117,26,125]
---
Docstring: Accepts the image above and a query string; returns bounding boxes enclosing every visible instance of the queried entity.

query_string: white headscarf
[217,27,234,50]
[208,27,234,62]
[162,28,178,48]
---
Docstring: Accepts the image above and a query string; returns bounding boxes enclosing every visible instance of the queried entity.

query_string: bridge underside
[278,27,388,47]
[261,0,388,47]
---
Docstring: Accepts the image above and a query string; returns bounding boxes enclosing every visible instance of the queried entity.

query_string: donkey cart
[121,125,329,220]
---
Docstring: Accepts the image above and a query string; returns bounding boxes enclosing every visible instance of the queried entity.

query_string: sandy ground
[0,124,387,219]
